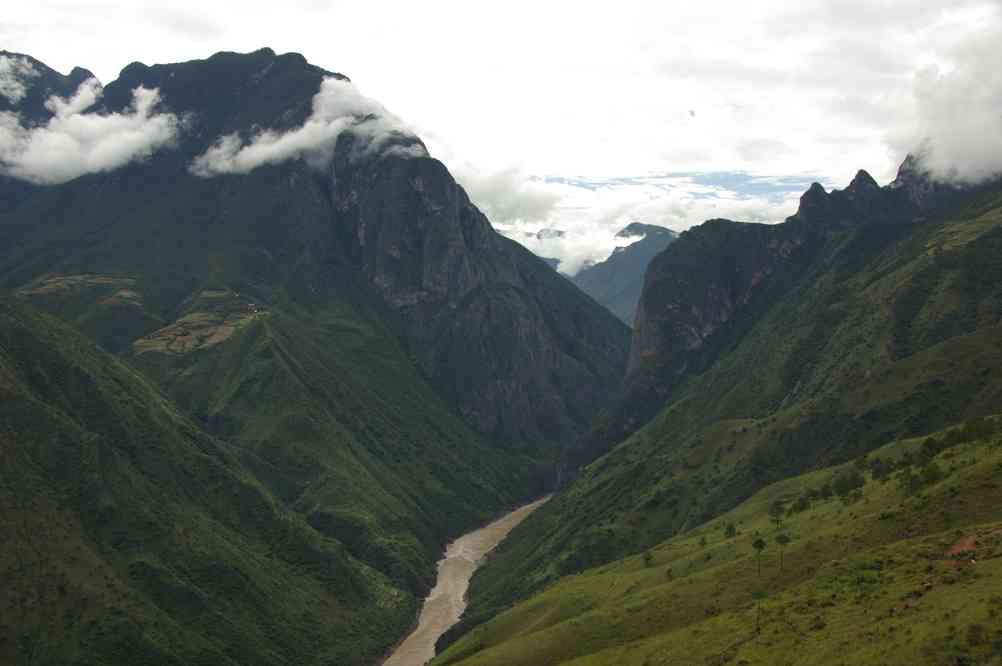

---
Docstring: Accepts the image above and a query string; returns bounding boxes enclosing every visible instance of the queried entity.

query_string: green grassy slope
[462,180,1002,622]
[0,298,415,665]
[436,417,1002,666]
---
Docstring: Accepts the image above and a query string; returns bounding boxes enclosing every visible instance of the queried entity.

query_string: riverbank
[381,497,550,666]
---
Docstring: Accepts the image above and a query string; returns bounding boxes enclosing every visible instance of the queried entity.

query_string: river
[382,496,549,666]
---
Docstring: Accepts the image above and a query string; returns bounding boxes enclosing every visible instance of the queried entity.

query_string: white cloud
[892,15,1002,184]
[450,164,560,225]
[7,0,1002,262]
[190,77,425,177]
[487,173,802,275]
[0,78,178,184]
[0,54,40,103]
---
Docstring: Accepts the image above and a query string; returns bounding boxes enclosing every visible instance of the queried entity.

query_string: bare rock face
[329,136,631,449]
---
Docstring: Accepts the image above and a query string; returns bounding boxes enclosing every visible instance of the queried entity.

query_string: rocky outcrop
[329,135,630,448]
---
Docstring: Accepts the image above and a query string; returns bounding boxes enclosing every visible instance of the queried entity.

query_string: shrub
[789,494,811,514]
[869,457,893,481]
[832,469,865,498]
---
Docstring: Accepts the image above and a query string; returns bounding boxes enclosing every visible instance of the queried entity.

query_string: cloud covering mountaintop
[2,25,1002,270]
[189,76,425,176]
[0,54,426,186]
[0,54,40,103]
[896,23,1002,184]
[0,76,179,184]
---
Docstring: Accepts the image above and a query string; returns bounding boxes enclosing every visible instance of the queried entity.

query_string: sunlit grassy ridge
[437,418,1002,665]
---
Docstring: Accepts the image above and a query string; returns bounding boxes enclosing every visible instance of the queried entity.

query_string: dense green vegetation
[0,299,415,665]
[436,417,1002,665]
[464,173,1002,632]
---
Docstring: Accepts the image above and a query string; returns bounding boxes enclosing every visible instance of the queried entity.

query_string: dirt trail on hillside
[382,497,549,666]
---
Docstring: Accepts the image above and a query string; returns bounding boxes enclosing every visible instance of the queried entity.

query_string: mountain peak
[0,51,97,122]
[847,169,879,193]
[889,153,958,211]
[616,222,675,239]
[68,66,96,83]
[794,182,830,221]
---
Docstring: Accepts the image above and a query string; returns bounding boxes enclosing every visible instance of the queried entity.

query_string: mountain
[0,48,630,663]
[435,416,1002,665]
[0,47,629,452]
[0,51,96,208]
[0,297,414,665]
[0,50,95,122]
[458,162,1002,632]
[571,223,677,325]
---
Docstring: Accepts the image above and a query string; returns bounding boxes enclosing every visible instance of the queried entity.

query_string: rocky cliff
[328,139,629,448]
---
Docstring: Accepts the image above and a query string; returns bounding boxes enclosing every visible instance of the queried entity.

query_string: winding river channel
[382,496,549,666]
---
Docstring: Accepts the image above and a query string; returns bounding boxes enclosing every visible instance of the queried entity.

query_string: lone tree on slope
[752,537,767,577]
[768,500,785,530]
[775,533,791,572]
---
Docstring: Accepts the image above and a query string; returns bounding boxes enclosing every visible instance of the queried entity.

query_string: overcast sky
[4,0,1001,272]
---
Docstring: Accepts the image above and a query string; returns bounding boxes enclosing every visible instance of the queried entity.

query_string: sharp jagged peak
[794,166,903,225]
[793,182,830,221]
[846,169,879,193]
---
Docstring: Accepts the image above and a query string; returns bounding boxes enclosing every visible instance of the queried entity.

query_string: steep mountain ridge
[462,163,1002,627]
[0,47,629,451]
[0,48,630,663]
[0,50,95,122]
[328,135,630,448]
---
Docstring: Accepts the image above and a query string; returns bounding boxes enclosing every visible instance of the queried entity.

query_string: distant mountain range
[571,222,677,325]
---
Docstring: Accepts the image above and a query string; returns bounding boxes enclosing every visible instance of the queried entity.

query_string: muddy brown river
[382,497,549,666]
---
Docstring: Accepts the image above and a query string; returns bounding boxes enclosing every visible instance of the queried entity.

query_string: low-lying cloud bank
[452,165,560,225]
[0,55,40,104]
[190,77,425,177]
[0,78,178,184]
[474,172,805,275]
[899,16,1002,184]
